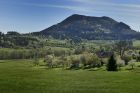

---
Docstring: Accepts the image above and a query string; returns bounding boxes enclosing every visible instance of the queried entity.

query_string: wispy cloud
[70,0,140,9]
[68,0,140,31]
[69,0,140,18]
[70,0,108,4]
[21,3,91,12]
[18,0,140,17]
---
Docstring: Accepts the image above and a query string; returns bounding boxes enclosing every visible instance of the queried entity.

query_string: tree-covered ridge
[0,31,39,48]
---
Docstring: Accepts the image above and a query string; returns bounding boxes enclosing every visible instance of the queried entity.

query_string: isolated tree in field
[107,54,117,71]
[115,40,132,58]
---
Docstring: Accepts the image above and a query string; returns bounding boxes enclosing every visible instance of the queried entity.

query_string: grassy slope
[0,60,140,93]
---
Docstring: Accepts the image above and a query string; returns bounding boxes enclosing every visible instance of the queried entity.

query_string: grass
[0,60,140,93]
[133,40,140,47]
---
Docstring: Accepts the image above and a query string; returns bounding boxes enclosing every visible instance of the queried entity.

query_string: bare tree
[115,40,132,58]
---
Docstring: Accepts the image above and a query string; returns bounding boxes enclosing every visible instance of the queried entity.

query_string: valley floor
[0,60,140,93]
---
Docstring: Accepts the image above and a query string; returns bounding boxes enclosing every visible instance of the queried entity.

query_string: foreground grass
[0,60,140,93]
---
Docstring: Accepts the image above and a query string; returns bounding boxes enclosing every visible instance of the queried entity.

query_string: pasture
[0,60,140,93]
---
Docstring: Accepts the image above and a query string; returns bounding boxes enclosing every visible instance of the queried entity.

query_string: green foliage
[0,48,46,60]
[44,55,54,68]
[70,56,80,69]
[80,53,101,69]
[0,32,39,48]
[6,31,20,36]
[53,49,66,57]
[74,45,89,54]
[74,46,84,54]
[107,54,118,71]
[137,56,140,62]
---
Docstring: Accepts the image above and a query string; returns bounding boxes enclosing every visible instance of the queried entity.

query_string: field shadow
[0,62,5,63]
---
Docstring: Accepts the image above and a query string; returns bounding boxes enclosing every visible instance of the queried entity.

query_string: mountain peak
[61,14,86,24]
[101,16,115,21]
[70,14,82,17]
[40,14,139,40]
[62,14,117,24]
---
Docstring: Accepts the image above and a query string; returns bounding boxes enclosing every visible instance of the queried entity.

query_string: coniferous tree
[107,54,117,71]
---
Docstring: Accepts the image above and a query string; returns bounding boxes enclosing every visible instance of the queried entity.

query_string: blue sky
[0,0,140,33]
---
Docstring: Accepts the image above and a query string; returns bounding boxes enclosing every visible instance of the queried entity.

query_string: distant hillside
[34,14,140,40]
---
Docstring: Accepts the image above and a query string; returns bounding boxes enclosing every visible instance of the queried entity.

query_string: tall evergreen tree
[107,54,117,71]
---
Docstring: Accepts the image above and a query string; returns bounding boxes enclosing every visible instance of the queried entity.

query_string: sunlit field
[0,60,140,93]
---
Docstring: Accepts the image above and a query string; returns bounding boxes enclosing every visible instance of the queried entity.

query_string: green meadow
[0,60,140,93]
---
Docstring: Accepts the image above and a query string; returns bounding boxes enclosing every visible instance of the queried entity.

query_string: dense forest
[0,31,43,48]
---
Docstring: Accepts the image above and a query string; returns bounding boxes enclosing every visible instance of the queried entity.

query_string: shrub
[45,55,54,68]
[70,56,80,69]
[87,54,100,68]
[59,56,68,68]
[80,53,100,69]
[74,47,83,54]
